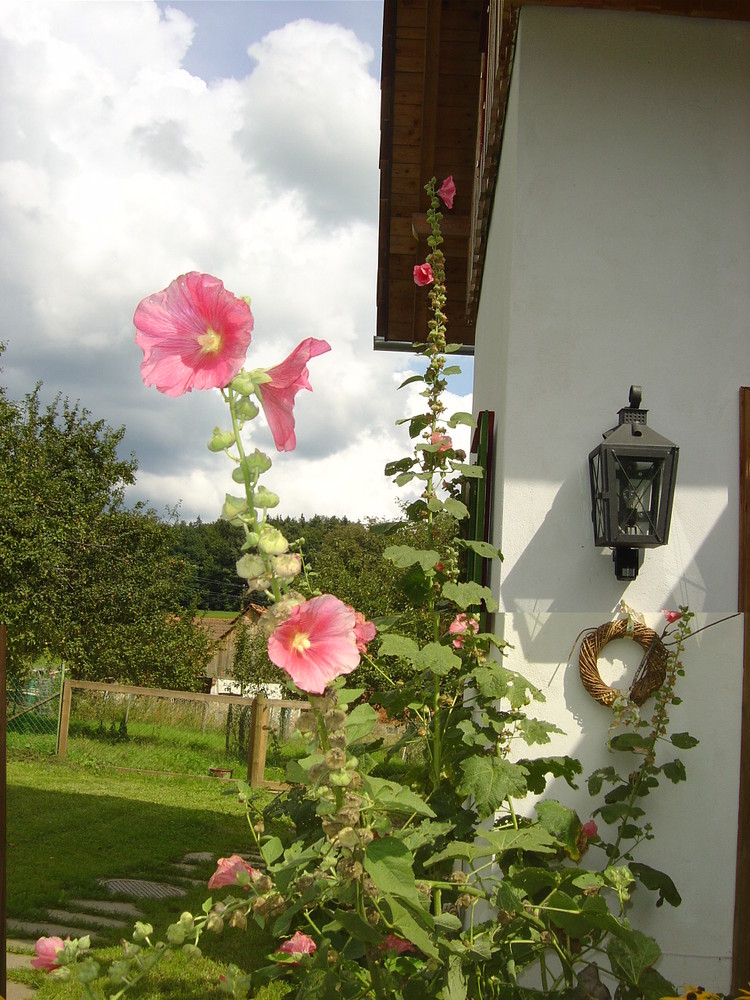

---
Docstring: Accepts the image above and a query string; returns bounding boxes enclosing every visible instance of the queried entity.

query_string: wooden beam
[733,387,750,991]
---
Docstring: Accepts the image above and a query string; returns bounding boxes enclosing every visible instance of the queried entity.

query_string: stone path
[4,851,221,999]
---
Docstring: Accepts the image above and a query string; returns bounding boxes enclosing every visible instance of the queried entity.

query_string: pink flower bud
[662,610,683,624]
[582,820,598,839]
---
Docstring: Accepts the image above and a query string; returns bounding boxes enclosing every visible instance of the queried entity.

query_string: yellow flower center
[197,327,222,354]
[291,631,311,653]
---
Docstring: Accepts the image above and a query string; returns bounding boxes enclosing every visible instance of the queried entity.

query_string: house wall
[472,6,750,987]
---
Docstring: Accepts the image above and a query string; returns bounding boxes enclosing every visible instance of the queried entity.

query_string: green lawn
[6,754,288,998]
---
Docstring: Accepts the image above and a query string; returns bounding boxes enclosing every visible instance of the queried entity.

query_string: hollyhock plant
[430,431,452,452]
[267,594,368,694]
[31,936,66,971]
[352,608,376,653]
[438,174,456,209]
[207,854,261,890]
[134,272,254,396]
[254,337,331,451]
[413,262,434,287]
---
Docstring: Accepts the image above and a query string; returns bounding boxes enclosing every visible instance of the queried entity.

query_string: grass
[6,753,291,998]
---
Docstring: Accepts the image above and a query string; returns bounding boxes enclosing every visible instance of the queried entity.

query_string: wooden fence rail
[57,679,309,787]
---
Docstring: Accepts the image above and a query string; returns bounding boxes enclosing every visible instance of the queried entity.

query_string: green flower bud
[206,911,224,934]
[336,827,360,850]
[167,922,186,945]
[133,922,153,943]
[182,943,202,960]
[244,448,272,472]
[229,910,248,930]
[255,486,280,509]
[207,427,236,452]
[236,554,267,580]
[236,397,259,420]
[221,494,249,526]
[179,912,195,930]
[230,371,256,395]
[108,960,132,984]
[77,959,101,984]
[258,526,288,554]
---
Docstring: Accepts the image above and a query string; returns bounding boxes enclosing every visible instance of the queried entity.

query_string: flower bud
[221,494,250,526]
[229,910,247,931]
[273,553,302,580]
[258,526,289,555]
[325,748,347,770]
[229,371,256,395]
[236,397,260,421]
[336,827,361,850]
[255,486,280,509]
[132,922,153,943]
[182,944,202,960]
[206,912,224,934]
[167,923,186,945]
[179,912,195,930]
[208,427,236,452]
[236,554,267,581]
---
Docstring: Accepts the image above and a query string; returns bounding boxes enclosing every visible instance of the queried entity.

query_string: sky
[0,0,473,524]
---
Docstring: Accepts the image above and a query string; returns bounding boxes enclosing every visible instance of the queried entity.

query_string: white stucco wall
[472,7,750,988]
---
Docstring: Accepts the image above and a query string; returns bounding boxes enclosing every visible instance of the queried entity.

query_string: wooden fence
[57,678,309,788]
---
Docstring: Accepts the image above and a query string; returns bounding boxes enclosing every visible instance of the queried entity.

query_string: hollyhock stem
[225,387,282,603]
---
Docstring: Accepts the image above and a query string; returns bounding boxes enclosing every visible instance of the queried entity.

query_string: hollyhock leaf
[442,581,497,612]
[415,642,461,676]
[365,837,419,901]
[345,703,379,743]
[395,472,415,486]
[378,633,419,663]
[670,731,699,749]
[536,800,582,859]
[607,930,662,985]
[481,825,558,856]
[450,462,484,479]
[473,663,544,708]
[385,458,416,476]
[661,758,687,783]
[331,910,382,945]
[516,717,565,745]
[260,837,284,866]
[461,539,501,559]
[384,545,440,571]
[134,272,254,396]
[424,841,491,867]
[442,365,462,376]
[447,411,476,428]
[458,757,529,819]
[363,775,436,817]
[398,374,425,389]
[629,863,682,907]
[443,498,469,519]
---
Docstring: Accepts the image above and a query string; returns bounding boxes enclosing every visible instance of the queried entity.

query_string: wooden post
[57,678,72,759]
[247,693,269,787]
[1,624,7,1000]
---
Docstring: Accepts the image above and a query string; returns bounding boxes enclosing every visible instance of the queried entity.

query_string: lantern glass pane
[589,451,608,541]
[614,455,663,538]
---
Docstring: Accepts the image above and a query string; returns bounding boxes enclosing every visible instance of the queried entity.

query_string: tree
[0,363,210,688]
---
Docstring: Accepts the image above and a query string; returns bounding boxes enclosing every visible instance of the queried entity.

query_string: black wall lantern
[588,387,679,581]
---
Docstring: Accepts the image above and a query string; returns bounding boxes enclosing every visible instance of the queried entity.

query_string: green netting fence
[6,669,64,754]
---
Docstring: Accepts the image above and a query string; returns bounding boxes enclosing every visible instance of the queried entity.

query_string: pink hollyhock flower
[255,338,331,451]
[438,175,456,209]
[351,609,376,654]
[134,272,254,396]
[268,594,360,694]
[413,263,434,287]
[430,431,452,453]
[31,936,67,971]
[662,610,683,624]
[448,613,479,649]
[382,934,415,954]
[582,820,598,839]
[277,931,316,961]
[207,854,261,890]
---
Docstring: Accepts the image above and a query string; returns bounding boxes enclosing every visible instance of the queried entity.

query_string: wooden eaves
[375,0,750,355]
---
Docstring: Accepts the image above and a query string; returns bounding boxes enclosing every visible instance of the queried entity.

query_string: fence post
[247,693,269,787]
[57,678,72,759]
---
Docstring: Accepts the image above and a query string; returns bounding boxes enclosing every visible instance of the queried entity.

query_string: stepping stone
[7,918,101,940]
[100,878,186,899]
[171,862,204,874]
[6,939,35,952]
[69,899,144,918]
[183,852,213,863]
[6,981,37,1000]
[46,908,128,929]
[7,951,34,970]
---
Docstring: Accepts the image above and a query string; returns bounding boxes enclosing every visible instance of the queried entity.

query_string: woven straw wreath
[578,619,667,707]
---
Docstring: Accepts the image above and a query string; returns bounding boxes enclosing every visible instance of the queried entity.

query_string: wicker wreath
[578,619,668,707]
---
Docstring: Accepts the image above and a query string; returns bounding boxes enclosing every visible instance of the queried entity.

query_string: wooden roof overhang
[375,0,750,354]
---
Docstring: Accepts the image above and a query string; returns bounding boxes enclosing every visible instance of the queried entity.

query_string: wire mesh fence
[58,680,311,781]
[6,668,64,755]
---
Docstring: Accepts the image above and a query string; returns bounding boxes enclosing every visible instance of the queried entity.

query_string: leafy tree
[0,362,210,688]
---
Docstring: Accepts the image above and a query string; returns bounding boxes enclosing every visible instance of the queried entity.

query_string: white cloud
[0,0,472,524]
